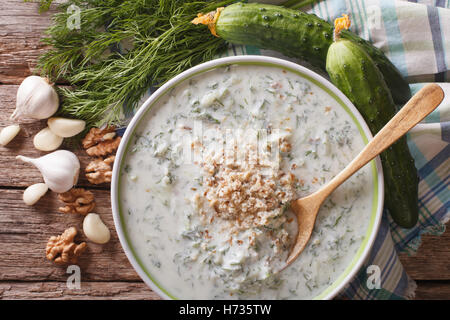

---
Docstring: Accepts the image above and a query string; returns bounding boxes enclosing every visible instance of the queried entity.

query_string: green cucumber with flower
[193,2,411,105]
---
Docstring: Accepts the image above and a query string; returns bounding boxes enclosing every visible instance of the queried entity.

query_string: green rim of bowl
[116,60,380,300]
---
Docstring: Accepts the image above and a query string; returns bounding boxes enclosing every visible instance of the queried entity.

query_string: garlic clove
[23,183,48,206]
[0,124,20,146]
[12,76,59,121]
[33,127,64,151]
[102,132,116,140]
[16,150,80,193]
[47,117,86,138]
[83,213,111,244]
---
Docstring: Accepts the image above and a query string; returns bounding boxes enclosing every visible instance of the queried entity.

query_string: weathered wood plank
[1,187,449,283]
[0,85,109,188]
[0,0,60,84]
[0,281,160,300]
[399,228,450,280]
[414,281,450,300]
[0,280,448,300]
[0,189,141,282]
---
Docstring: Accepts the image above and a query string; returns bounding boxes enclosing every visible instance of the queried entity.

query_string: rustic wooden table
[0,0,448,300]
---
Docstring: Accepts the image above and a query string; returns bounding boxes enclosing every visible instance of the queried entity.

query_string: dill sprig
[35,0,237,128]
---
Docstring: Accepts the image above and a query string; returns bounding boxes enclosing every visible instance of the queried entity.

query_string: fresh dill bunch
[36,0,238,128]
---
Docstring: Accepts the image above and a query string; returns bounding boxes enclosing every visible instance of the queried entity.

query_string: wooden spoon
[285,83,444,267]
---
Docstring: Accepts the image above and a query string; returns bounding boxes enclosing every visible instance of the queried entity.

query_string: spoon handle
[316,83,444,201]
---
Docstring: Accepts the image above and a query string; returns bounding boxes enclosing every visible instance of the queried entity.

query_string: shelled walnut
[82,127,121,157]
[85,155,115,184]
[58,188,95,215]
[83,127,120,185]
[46,227,87,265]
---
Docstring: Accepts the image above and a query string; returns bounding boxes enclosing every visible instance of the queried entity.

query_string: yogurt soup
[119,64,375,299]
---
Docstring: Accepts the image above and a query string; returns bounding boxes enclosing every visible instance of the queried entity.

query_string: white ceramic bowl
[111,55,384,300]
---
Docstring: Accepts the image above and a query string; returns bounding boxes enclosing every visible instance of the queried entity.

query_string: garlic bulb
[83,213,111,244]
[23,183,48,206]
[33,127,64,151]
[48,117,86,138]
[16,150,80,193]
[12,76,59,121]
[0,124,20,146]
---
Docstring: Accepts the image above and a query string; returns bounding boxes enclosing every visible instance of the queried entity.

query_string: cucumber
[212,2,410,104]
[326,39,418,228]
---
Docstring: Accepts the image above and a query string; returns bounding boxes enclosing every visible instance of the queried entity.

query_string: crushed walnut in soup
[119,64,375,299]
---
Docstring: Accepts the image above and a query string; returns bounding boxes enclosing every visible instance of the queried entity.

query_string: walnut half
[58,188,95,215]
[82,127,121,157]
[46,227,87,265]
[85,155,115,185]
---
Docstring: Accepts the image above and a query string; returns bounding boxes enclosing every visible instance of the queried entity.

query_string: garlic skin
[48,117,86,138]
[83,213,111,244]
[16,150,80,193]
[12,76,59,121]
[0,124,20,146]
[23,183,48,206]
[33,127,64,151]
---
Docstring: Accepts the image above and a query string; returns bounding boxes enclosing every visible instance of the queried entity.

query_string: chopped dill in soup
[119,64,374,299]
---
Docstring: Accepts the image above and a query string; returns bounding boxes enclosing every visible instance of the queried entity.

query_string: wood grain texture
[0,280,448,300]
[0,189,141,282]
[0,0,60,84]
[414,281,450,300]
[0,282,160,300]
[400,229,450,280]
